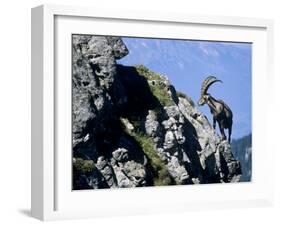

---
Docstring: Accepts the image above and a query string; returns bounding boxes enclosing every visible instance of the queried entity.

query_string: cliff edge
[72,35,241,189]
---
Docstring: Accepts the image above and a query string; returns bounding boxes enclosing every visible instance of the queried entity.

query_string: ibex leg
[213,117,216,130]
[228,126,232,143]
[218,121,226,141]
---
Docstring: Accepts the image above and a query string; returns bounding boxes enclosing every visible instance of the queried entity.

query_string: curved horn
[200,76,222,97]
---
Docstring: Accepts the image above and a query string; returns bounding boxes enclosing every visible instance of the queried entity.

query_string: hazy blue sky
[117,37,252,139]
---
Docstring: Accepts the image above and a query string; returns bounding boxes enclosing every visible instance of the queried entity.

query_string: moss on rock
[120,114,173,186]
[132,132,173,186]
[135,65,175,107]
[73,158,95,173]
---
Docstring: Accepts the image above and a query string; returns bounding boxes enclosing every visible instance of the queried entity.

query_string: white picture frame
[31,4,274,221]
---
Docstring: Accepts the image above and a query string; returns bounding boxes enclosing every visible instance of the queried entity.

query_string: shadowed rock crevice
[114,65,161,117]
[72,35,241,189]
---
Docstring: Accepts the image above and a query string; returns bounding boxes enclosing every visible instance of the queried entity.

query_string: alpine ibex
[198,76,233,142]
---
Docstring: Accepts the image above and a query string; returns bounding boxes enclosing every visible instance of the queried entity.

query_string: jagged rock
[72,34,242,190]
[112,159,147,188]
[72,35,128,150]
[112,148,129,163]
[72,157,109,189]
[167,156,190,184]
[174,125,186,144]
[164,131,177,150]
[96,157,117,187]
[112,167,133,188]
[162,117,177,130]
[120,118,134,132]
[84,167,109,189]
[145,110,161,138]
[218,141,242,182]
[164,106,181,119]
[191,178,200,184]
[122,161,147,185]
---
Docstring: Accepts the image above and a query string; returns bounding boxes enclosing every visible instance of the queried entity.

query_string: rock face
[72,35,241,190]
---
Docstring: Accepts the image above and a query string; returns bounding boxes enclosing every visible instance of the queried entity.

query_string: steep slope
[72,35,241,189]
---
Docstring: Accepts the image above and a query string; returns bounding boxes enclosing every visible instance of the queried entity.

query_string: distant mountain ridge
[231,134,252,182]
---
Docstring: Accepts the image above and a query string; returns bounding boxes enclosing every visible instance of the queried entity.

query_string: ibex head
[198,76,222,106]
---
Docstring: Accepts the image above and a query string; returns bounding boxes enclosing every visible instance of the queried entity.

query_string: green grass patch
[135,64,162,81]
[149,84,174,107]
[73,158,95,173]
[120,115,172,186]
[131,131,173,186]
[135,65,175,107]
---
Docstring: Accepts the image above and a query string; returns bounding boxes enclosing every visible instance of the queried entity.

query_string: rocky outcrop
[72,35,241,190]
